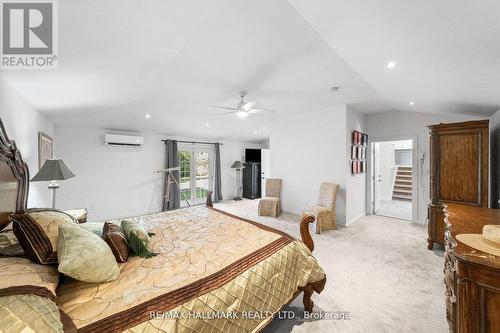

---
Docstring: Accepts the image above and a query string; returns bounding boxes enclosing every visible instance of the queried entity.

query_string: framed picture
[38,132,53,169]
[351,130,368,174]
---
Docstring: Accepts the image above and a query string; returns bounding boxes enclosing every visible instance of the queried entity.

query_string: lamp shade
[31,159,75,182]
[230,161,245,169]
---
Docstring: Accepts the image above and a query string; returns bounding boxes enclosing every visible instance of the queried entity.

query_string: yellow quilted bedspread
[56,206,326,333]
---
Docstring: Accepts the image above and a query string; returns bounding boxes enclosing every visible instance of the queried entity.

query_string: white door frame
[261,149,270,197]
[368,135,418,222]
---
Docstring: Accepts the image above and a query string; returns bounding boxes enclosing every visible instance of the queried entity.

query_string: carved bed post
[300,214,316,312]
[300,214,315,252]
[302,287,315,313]
[206,191,213,207]
[0,118,29,230]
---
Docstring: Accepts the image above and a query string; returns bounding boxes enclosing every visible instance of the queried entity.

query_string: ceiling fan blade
[220,110,240,115]
[208,105,239,111]
[249,108,277,114]
[241,101,256,111]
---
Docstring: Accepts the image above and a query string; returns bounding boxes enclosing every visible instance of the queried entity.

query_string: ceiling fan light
[237,111,248,118]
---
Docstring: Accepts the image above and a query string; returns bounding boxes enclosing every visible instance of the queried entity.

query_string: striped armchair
[258,179,282,218]
[302,182,340,234]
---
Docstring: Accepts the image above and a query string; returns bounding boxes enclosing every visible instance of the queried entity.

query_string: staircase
[392,166,412,201]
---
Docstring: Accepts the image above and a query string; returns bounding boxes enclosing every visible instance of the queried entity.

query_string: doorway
[178,144,214,207]
[371,139,415,221]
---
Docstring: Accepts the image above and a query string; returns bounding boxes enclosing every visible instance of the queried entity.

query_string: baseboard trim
[345,212,366,226]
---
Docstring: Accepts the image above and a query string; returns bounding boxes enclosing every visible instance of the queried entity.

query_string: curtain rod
[162,140,223,146]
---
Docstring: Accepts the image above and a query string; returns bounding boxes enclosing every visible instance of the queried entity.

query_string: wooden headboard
[0,118,29,228]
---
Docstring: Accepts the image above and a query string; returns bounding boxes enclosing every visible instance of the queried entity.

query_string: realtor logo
[1,0,58,69]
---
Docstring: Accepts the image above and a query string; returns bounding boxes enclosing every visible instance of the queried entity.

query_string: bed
[0,118,326,333]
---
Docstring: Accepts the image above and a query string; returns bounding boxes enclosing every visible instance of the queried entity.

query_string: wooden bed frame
[0,117,321,321]
[206,190,318,312]
[0,119,29,230]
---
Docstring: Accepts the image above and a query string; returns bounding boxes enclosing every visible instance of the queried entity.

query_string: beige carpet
[214,199,447,333]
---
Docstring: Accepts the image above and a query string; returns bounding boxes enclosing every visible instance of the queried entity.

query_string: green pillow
[57,224,119,283]
[121,220,158,258]
[80,221,105,237]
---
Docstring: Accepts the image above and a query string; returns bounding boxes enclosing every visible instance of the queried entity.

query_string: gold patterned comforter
[57,206,326,333]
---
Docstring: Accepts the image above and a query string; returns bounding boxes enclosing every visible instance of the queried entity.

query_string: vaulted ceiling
[1,0,499,141]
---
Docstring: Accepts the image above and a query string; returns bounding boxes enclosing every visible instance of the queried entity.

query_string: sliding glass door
[178,144,214,207]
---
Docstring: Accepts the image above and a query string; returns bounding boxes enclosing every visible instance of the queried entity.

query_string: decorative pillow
[10,210,77,264]
[0,257,59,298]
[102,222,129,263]
[63,208,88,223]
[57,224,119,283]
[80,221,105,236]
[121,220,158,258]
[0,295,64,333]
[0,257,76,332]
[0,228,24,257]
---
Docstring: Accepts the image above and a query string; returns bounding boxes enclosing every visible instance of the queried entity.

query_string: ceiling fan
[209,91,277,117]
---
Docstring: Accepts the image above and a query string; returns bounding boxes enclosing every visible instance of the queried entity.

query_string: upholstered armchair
[258,179,282,218]
[302,182,340,234]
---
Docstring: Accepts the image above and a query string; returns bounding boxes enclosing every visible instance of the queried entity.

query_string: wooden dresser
[443,204,500,333]
[427,120,489,249]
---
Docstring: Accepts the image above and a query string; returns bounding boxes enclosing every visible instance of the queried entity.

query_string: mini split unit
[104,134,144,147]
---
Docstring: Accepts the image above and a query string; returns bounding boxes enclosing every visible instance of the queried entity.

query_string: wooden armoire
[427,120,489,249]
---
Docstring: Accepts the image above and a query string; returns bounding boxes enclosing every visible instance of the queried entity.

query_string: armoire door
[427,120,489,250]
[434,123,489,206]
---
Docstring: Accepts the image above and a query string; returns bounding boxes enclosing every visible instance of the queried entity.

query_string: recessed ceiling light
[205,123,210,127]
[253,130,258,135]
[386,61,397,69]
[409,101,415,106]
[145,114,151,119]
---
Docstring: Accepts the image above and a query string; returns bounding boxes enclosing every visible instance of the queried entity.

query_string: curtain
[162,140,180,211]
[213,143,223,202]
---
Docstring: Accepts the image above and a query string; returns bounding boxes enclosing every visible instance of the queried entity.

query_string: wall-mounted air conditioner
[104,134,144,147]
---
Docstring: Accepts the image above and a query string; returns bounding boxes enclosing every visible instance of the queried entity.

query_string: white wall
[220,141,262,200]
[345,108,367,224]
[270,105,347,224]
[0,78,54,208]
[491,109,500,208]
[260,138,270,149]
[54,126,260,221]
[366,111,483,224]
[395,149,412,165]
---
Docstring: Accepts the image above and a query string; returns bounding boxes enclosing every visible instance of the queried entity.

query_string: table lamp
[31,158,75,209]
